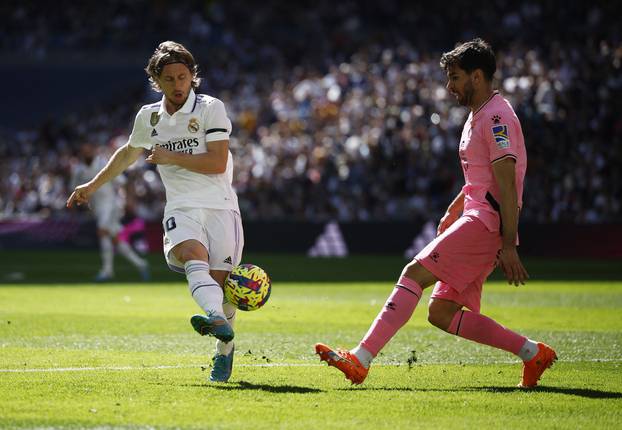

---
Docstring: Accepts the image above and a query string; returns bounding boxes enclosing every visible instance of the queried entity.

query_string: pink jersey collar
[472,91,499,119]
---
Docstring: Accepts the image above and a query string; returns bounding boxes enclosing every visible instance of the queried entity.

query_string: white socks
[216,302,237,355]
[184,260,225,318]
[351,345,374,369]
[117,241,147,269]
[518,339,539,362]
[100,236,114,276]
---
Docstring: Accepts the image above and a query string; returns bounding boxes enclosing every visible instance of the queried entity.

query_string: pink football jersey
[458,91,527,232]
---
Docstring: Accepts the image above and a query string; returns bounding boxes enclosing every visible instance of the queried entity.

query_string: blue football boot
[190,314,234,343]
[210,345,235,382]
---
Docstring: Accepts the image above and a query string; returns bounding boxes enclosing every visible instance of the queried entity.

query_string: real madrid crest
[150,112,160,127]
[188,118,200,133]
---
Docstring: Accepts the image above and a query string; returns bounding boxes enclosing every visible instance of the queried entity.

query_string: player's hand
[497,247,529,286]
[437,211,460,236]
[146,146,175,165]
[66,183,93,208]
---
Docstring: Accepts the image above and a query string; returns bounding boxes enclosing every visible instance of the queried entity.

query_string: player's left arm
[492,158,529,286]
[146,140,229,174]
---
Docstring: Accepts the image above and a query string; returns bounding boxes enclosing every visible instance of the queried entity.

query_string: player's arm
[66,144,143,207]
[492,157,529,286]
[146,139,229,174]
[437,190,465,235]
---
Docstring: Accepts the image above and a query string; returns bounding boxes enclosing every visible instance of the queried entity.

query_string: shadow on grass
[338,385,622,398]
[468,386,622,399]
[188,380,324,393]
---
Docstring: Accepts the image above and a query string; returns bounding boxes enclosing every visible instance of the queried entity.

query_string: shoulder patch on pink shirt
[491,124,510,149]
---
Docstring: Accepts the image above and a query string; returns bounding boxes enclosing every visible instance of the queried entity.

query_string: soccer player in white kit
[70,143,150,282]
[67,41,244,382]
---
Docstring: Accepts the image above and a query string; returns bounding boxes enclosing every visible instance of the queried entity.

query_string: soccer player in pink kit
[316,39,557,388]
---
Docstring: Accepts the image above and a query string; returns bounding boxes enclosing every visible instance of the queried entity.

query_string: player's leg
[429,295,556,387]
[316,259,438,384]
[358,261,437,362]
[424,217,557,387]
[163,209,233,342]
[177,240,235,342]
[202,209,244,382]
[94,205,122,282]
[95,228,114,281]
[428,296,530,356]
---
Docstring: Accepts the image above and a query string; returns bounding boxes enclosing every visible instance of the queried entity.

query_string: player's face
[446,64,474,107]
[158,63,193,106]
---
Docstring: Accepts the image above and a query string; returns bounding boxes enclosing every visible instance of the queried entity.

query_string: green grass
[1,276,621,429]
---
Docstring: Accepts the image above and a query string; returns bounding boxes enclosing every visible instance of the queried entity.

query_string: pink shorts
[415,215,501,313]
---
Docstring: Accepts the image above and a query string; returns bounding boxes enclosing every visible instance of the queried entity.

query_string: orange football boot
[518,342,557,388]
[315,343,369,385]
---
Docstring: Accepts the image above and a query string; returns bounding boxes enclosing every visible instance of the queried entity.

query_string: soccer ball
[224,264,271,311]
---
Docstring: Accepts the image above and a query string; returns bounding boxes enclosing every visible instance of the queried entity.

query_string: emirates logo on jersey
[157,138,199,154]
[188,118,200,133]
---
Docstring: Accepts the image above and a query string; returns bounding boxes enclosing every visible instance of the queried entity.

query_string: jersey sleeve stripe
[491,153,517,164]
[206,128,228,134]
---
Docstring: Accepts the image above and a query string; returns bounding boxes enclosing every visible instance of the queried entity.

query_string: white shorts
[93,204,122,235]
[162,207,244,273]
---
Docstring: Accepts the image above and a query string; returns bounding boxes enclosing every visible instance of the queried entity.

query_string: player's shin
[357,276,423,367]
[447,310,526,356]
[185,260,226,318]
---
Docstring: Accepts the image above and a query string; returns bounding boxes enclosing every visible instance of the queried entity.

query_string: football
[224,264,272,311]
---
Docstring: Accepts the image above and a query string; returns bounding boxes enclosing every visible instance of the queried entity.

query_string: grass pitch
[1,257,621,429]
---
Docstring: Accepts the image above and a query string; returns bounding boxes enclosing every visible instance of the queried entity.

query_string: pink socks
[359,276,423,356]
[447,310,526,355]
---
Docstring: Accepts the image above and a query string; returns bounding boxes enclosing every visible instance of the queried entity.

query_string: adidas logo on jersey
[223,256,232,264]
[151,128,158,137]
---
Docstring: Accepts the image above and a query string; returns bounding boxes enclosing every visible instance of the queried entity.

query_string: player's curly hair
[145,41,201,92]
[440,38,496,81]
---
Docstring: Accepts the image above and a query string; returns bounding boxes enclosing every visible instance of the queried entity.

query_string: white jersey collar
[158,89,197,116]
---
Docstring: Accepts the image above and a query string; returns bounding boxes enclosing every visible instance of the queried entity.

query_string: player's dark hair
[440,38,496,81]
[145,41,201,92]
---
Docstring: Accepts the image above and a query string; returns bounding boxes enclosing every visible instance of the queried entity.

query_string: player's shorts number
[165,216,177,232]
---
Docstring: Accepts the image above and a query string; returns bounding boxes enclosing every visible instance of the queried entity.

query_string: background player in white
[67,41,244,382]
[70,142,150,282]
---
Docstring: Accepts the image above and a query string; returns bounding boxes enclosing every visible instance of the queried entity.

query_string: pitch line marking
[0,358,621,373]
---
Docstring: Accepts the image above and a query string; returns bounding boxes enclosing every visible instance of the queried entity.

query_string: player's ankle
[351,345,374,369]
[518,339,539,362]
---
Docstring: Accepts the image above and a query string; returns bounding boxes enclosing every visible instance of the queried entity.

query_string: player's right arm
[66,144,143,207]
[437,190,464,235]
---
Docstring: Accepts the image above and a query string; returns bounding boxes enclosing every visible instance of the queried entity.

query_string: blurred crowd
[1,0,621,223]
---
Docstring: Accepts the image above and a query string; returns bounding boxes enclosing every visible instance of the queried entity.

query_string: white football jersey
[127,90,239,213]
[71,155,118,212]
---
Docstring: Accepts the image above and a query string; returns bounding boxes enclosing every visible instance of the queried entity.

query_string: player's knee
[172,240,208,264]
[401,261,436,288]
[427,303,455,331]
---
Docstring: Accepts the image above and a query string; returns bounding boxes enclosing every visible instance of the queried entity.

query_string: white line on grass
[1,358,621,373]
